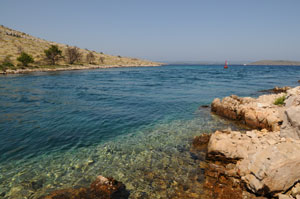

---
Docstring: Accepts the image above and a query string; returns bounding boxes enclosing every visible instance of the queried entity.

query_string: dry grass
[0,25,161,68]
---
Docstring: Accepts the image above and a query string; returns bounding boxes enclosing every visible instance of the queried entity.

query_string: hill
[249,60,300,66]
[0,25,162,73]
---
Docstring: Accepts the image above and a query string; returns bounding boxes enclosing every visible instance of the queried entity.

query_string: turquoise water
[1,65,300,198]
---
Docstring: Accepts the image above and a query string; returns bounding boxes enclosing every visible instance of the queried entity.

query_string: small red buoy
[224,60,228,69]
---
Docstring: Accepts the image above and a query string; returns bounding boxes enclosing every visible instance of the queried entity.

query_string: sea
[0,65,300,198]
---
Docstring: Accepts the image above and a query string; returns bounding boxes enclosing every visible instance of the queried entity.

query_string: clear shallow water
[0,65,300,198]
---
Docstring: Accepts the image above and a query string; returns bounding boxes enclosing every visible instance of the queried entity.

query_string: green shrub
[0,56,14,71]
[2,61,14,67]
[0,65,6,72]
[17,52,34,66]
[274,95,286,105]
[44,45,62,65]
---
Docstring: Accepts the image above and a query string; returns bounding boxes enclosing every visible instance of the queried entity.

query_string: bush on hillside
[44,45,62,65]
[0,56,14,71]
[17,52,34,66]
[65,47,82,64]
[86,52,95,64]
[99,57,105,64]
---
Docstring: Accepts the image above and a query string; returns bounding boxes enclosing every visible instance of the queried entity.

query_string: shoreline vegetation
[192,85,300,199]
[0,25,163,74]
[0,63,162,75]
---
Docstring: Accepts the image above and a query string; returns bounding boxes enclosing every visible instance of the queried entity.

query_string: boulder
[207,129,300,197]
[42,175,129,199]
[211,93,284,131]
[280,87,300,139]
[207,86,300,198]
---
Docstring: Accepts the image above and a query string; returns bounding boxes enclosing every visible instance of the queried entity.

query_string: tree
[65,47,82,64]
[44,45,62,65]
[17,52,34,66]
[0,55,14,72]
[99,56,105,64]
[86,52,95,64]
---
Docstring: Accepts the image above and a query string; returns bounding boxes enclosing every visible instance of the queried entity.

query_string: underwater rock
[203,162,248,199]
[31,179,44,190]
[200,105,210,108]
[0,192,6,197]
[259,86,291,94]
[42,175,129,199]
[192,133,211,151]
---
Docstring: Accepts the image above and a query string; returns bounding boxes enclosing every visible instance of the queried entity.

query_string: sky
[1,0,300,62]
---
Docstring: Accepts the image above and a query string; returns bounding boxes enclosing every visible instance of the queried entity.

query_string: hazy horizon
[1,0,300,62]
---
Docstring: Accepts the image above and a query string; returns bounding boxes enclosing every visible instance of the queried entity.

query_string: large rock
[42,175,129,199]
[207,129,300,197]
[211,93,285,131]
[206,86,300,198]
[280,87,300,139]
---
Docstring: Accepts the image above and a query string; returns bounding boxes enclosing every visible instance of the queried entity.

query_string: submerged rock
[42,175,129,199]
[192,133,211,151]
[259,86,291,94]
[200,105,210,108]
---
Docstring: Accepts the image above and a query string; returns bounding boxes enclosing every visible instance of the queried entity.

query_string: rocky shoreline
[196,86,300,199]
[0,63,163,75]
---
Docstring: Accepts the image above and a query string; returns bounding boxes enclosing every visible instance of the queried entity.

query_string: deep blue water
[0,65,300,163]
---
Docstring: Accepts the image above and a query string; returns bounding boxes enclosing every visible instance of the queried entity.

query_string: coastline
[0,63,164,75]
[195,86,300,199]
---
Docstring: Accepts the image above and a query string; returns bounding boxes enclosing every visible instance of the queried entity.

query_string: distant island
[249,60,300,66]
[0,25,162,74]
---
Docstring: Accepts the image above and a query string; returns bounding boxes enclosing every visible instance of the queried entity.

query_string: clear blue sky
[1,0,300,62]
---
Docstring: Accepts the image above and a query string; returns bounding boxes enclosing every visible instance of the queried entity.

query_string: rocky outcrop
[207,130,300,198]
[211,93,286,131]
[192,132,266,199]
[204,86,300,198]
[42,175,129,199]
